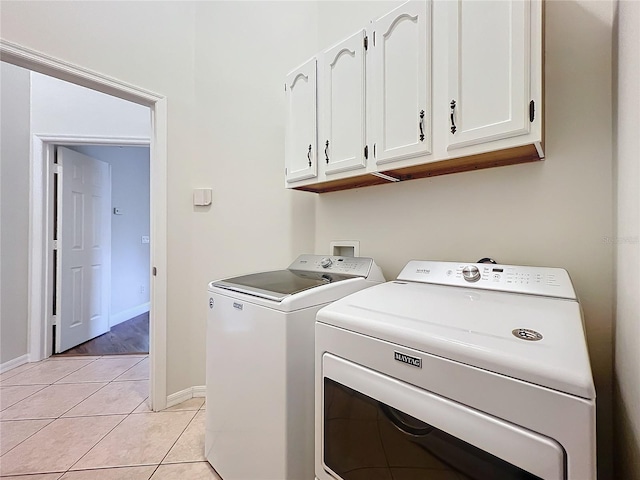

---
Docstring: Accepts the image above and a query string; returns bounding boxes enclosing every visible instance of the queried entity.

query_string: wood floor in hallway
[56,313,149,357]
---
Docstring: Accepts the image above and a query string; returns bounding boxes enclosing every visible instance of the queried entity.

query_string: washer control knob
[462,265,481,282]
[320,257,333,269]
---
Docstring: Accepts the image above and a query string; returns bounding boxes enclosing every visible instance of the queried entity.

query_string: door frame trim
[1,39,169,411]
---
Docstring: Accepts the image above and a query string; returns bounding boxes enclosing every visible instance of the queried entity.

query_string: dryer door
[320,354,566,480]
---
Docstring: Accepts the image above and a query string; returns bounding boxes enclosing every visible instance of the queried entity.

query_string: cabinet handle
[419,110,425,141]
[450,100,457,134]
[325,140,330,164]
[307,144,312,167]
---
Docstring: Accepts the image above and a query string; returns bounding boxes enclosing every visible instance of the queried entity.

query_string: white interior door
[56,146,111,353]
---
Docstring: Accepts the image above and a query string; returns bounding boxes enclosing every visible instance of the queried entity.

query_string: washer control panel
[288,255,373,277]
[397,261,576,300]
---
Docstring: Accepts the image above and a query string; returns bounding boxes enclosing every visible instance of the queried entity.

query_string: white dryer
[315,260,596,480]
[206,254,385,480]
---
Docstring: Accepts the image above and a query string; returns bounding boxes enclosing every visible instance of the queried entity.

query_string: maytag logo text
[394,351,422,368]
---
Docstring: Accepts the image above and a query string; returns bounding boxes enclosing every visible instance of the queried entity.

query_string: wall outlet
[141,236,150,244]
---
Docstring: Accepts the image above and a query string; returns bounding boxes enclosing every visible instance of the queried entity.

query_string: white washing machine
[315,260,596,480]
[206,254,385,480]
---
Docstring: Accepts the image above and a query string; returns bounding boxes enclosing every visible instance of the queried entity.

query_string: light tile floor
[0,355,220,480]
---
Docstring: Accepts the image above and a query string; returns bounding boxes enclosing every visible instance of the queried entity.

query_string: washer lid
[211,254,378,302]
[212,269,352,302]
[317,281,595,400]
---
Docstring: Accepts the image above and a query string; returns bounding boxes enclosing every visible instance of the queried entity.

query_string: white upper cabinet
[285,57,317,184]
[284,0,543,193]
[446,0,531,151]
[371,1,431,165]
[320,30,367,175]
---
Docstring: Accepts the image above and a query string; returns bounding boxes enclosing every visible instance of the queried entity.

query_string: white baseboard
[166,385,206,408]
[193,386,206,398]
[110,302,150,328]
[0,354,30,374]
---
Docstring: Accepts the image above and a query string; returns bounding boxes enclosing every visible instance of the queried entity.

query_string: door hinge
[53,164,62,174]
[364,36,368,51]
[53,240,59,250]
[364,145,369,160]
[529,100,535,122]
[51,314,57,326]
[153,267,157,276]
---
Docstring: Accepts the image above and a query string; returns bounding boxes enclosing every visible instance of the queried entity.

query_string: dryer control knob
[462,265,481,282]
[320,257,333,268]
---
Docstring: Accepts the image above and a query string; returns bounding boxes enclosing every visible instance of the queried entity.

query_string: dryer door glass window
[323,378,544,480]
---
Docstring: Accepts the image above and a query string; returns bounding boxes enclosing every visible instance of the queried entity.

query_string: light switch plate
[193,188,213,206]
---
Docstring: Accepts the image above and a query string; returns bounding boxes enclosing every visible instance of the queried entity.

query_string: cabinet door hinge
[53,240,59,250]
[364,36,368,51]
[51,314,57,326]
[529,100,535,122]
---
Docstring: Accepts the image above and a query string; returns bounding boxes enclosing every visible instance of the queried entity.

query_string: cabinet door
[285,58,317,183]
[372,0,431,166]
[320,30,367,175]
[446,0,530,151]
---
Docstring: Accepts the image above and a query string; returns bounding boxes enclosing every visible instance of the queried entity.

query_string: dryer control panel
[397,261,576,300]
[289,255,374,278]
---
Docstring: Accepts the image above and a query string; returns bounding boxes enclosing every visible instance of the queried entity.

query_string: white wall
[313,1,615,477]
[30,72,150,138]
[614,1,640,478]
[70,145,151,326]
[182,1,318,391]
[0,1,317,395]
[0,62,31,365]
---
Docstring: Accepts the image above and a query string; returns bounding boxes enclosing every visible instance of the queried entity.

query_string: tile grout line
[54,355,145,385]
[59,355,150,476]
[0,417,55,459]
[1,359,108,460]
[110,356,147,383]
[0,362,40,382]
[0,355,149,472]
[0,357,101,388]
[145,408,201,478]
[0,384,49,412]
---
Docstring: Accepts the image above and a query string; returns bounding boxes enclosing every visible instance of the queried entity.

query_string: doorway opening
[0,39,169,410]
[50,144,151,357]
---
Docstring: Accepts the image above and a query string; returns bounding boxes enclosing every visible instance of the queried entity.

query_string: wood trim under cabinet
[293,144,542,194]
